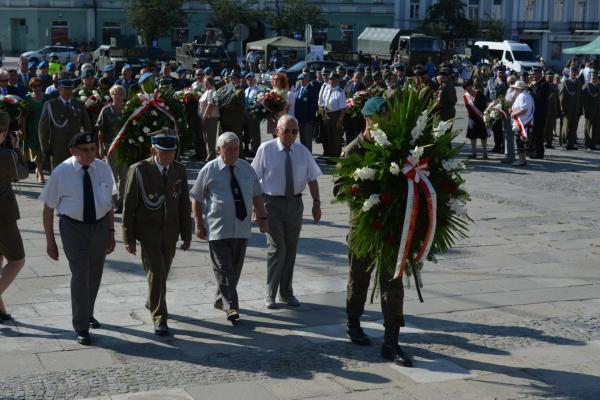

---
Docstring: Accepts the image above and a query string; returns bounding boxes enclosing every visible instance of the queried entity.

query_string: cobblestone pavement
[1,91,600,399]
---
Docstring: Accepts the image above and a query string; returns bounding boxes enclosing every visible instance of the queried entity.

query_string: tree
[264,0,323,37]
[422,0,478,44]
[479,16,507,42]
[204,0,260,45]
[128,0,187,46]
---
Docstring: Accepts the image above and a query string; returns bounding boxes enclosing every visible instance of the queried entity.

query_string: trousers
[140,238,177,324]
[209,238,248,311]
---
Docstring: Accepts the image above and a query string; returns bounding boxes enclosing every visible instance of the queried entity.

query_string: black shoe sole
[226,312,240,321]
[347,335,372,346]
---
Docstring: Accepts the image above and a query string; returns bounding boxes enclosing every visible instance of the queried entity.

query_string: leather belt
[59,213,107,225]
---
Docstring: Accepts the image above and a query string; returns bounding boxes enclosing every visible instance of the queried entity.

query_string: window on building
[576,0,587,22]
[102,21,121,45]
[467,0,479,21]
[51,21,69,45]
[550,42,562,61]
[522,0,535,21]
[171,24,189,47]
[553,0,565,21]
[492,0,503,19]
[410,0,420,20]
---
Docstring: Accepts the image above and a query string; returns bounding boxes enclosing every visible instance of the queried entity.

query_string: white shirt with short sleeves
[318,84,347,113]
[251,138,322,196]
[39,156,116,222]
[512,91,535,127]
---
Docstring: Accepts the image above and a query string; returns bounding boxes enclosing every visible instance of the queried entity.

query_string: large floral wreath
[107,81,190,166]
[334,86,470,300]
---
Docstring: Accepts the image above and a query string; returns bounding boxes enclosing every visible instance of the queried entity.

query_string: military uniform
[560,78,582,148]
[122,156,192,327]
[219,86,245,139]
[435,80,457,122]
[544,80,560,148]
[529,74,550,158]
[582,79,600,149]
[39,87,92,169]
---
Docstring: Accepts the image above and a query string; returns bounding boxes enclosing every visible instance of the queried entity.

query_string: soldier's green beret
[361,96,388,117]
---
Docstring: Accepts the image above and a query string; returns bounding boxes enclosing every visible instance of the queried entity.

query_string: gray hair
[216,131,239,150]
[276,114,298,130]
[110,84,126,96]
[0,69,8,80]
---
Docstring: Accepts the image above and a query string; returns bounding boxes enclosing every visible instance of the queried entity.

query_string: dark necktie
[285,148,294,198]
[65,101,72,113]
[162,166,168,184]
[229,166,247,220]
[82,166,96,224]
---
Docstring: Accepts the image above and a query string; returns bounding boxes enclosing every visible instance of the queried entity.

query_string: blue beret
[356,66,365,73]
[68,132,96,148]
[204,67,213,74]
[66,62,76,71]
[220,68,229,77]
[58,79,74,88]
[245,72,255,79]
[298,72,309,79]
[495,65,507,72]
[229,69,240,78]
[476,62,483,67]
[103,64,115,72]
[28,61,37,69]
[139,72,154,84]
[122,64,132,71]
[276,67,286,73]
[176,67,186,73]
[150,128,178,150]
[38,61,48,68]
[361,96,388,117]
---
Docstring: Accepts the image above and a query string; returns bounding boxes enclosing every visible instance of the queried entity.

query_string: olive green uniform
[219,88,245,138]
[335,134,405,328]
[0,148,29,261]
[122,157,192,324]
[559,78,582,147]
[435,81,457,122]
[544,83,560,147]
[582,82,600,148]
[38,97,92,169]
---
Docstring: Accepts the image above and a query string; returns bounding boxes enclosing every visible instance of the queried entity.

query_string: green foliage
[333,83,471,290]
[205,0,260,44]
[263,0,323,36]
[422,0,478,42]
[479,16,508,41]
[127,0,187,46]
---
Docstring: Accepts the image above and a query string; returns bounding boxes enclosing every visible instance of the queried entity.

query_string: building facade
[0,0,597,68]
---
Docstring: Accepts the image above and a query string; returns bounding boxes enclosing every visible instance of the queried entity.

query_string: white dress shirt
[318,84,347,113]
[251,138,322,196]
[245,85,260,107]
[39,156,116,222]
[512,91,535,126]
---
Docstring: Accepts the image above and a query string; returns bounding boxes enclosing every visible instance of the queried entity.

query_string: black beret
[68,132,96,148]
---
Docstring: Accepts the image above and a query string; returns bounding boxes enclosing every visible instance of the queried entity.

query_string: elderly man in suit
[294,72,319,152]
[38,79,92,169]
[122,128,192,336]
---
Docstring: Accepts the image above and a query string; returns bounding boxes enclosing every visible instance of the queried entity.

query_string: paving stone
[185,381,278,400]
[38,348,116,371]
[111,388,194,400]
[257,375,348,399]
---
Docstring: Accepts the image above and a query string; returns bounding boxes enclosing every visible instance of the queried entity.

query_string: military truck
[92,45,152,74]
[357,28,445,65]
[175,43,231,72]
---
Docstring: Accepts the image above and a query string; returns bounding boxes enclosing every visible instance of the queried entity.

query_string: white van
[473,40,539,73]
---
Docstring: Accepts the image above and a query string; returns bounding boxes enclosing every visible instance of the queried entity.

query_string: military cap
[0,111,10,131]
[356,65,366,73]
[245,72,255,79]
[65,62,76,71]
[361,96,388,117]
[531,66,543,73]
[38,61,49,68]
[28,61,37,69]
[122,64,132,71]
[68,131,96,148]
[393,63,405,71]
[494,65,507,72]
[220,68,229,77]
[81,68,95,78]
[372,70,382,80]
[545,70,555,76]
[476,61,483,67]
[58,79,74,88]
[382,70,393,79]
[328,72,340,81]
[204,67,213,74]
[138,71,154,84]
[229,70,241,78]
[150,128,178,151]
[336,66,345,73]
[321,67,330,74]
[103,64,115,73]
[363,74,373,82]
[297,72,309,79]
[195,68,205,76]
[176,66,186,74]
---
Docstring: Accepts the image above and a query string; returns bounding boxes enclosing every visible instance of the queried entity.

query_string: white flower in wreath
[150,110,158,117]
[408,145,424,164]
[441,158,465,172]
[128,138,135,144]
[389,161,401,176]
[138,136,144,143]
[448,198,468,217]
[362,194,381,212]
[132,120,138,126]
[433,120,452,139]
[92,90,99,96]
[410,111,428,144]
[80,96,87,102]
[165,106,170,110]
[104,95,111,102]
[354,166,377,181]
[143,126,151,134]
[372,129,392,147]
[78,90,85,96]
[153,120,158,126]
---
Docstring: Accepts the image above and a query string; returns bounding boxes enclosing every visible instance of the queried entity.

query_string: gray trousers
[209,238,248,311]
[243,111,262,153]
[299,120,316,153]
[504,117,515,161]
[202,117,219,161]
[103,143,127,202]
[265,195,303,300]
[59,215,108,332]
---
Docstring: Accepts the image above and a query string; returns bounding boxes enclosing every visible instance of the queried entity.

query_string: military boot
[381,325,413,367]
[346,317,372,346]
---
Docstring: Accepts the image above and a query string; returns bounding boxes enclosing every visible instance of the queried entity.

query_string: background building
[0,0,597,68]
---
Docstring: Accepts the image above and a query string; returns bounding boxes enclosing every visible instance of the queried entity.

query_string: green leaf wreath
[334,84,471,298]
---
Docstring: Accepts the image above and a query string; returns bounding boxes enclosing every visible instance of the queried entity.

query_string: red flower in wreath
[380,192,393,205]
[371,220,384,231]
[350,185,361,196]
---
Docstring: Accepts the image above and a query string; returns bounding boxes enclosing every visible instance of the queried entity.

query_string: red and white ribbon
[512,115,529,141]
[463,93,485,124]
[107,90,177,157]
[394,158,438,279]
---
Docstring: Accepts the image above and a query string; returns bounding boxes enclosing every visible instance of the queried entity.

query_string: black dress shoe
[154,322,169,336]
[529,155,544,159]
[347,325,372,346]
[0,310,13,321]
[89,316,100,329]
[214,299,223,310]
[145,302,151,311]
[226,309,240,321]
[381,344,413,367]
[545,144,555,149]
[76,330,91,345]
[565,146,577,150]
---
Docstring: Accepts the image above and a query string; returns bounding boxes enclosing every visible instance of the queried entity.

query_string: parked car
[21,45,80,64]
